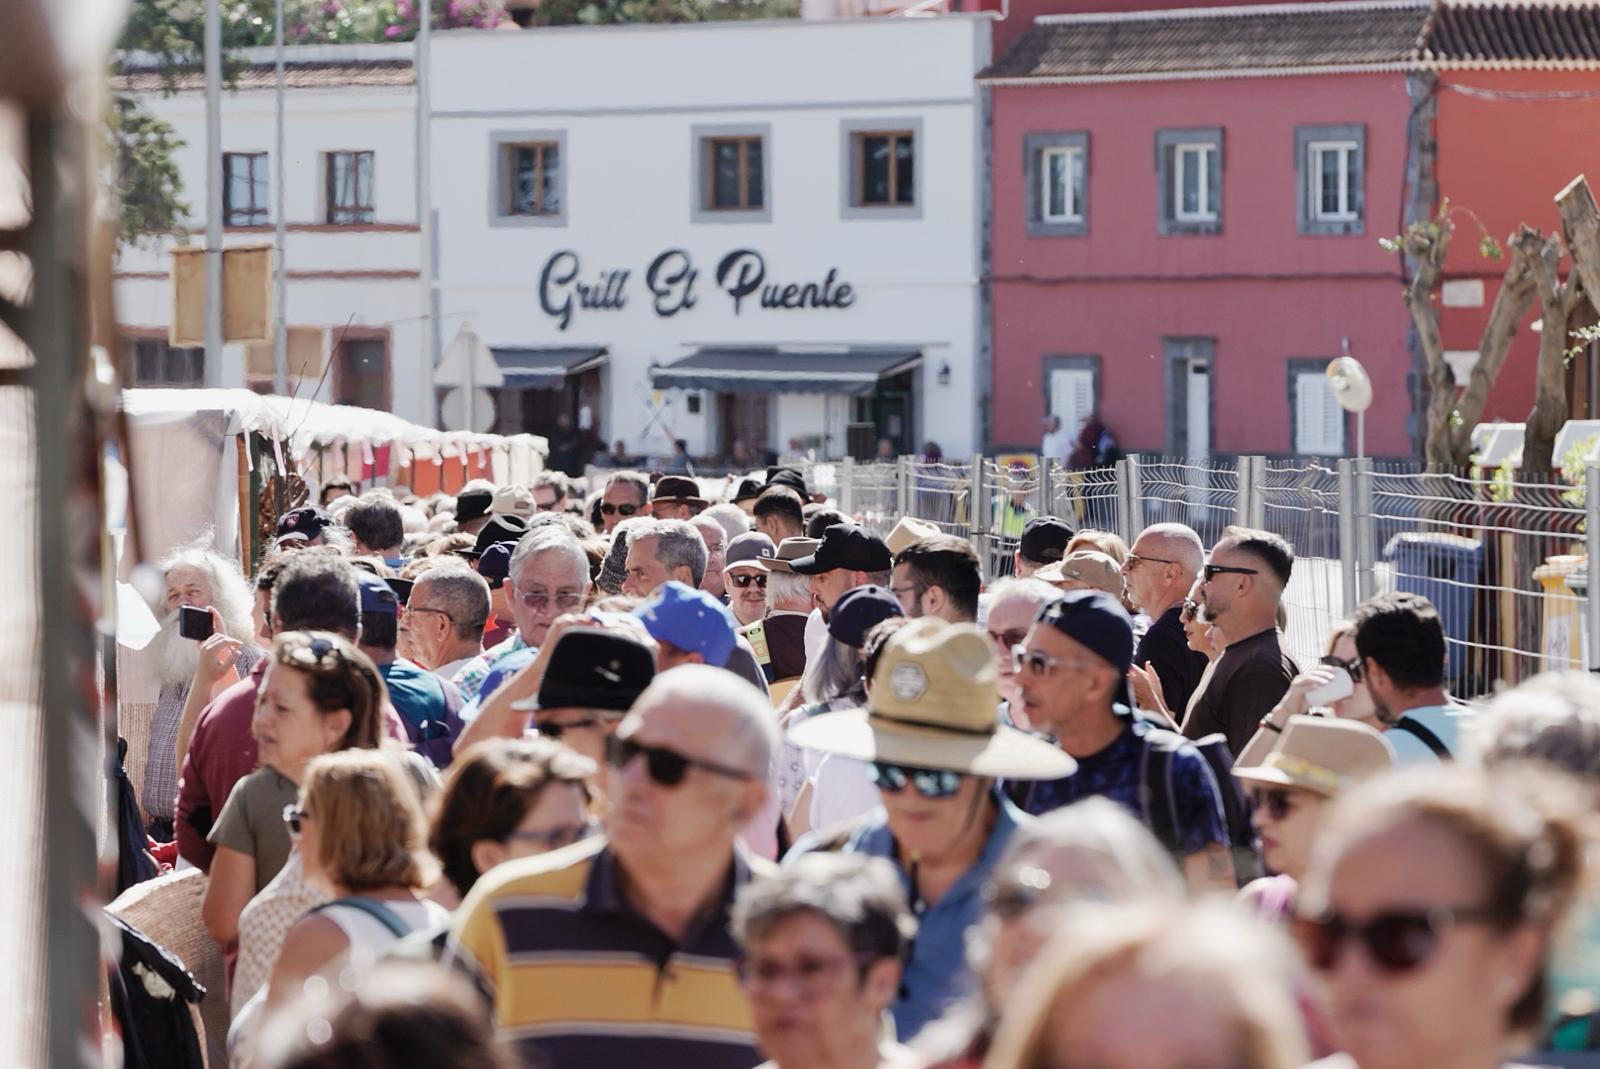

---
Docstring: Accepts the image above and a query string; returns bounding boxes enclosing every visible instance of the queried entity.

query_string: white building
[112,44,430,424]
[429,16,992,467]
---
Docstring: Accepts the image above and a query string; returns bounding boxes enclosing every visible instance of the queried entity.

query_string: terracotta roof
[981,0,1600,84]
[112,60,413,94]
[1424,2,1600,69]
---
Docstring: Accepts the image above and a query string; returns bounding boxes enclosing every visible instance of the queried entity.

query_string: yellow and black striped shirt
[448,835,768,1069]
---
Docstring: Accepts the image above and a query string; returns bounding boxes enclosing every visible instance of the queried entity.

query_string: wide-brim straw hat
[788,618,1076,780]
[1233,715,1394,797]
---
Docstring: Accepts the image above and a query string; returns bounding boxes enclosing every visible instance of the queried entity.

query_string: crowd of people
[118,461,1600,1069]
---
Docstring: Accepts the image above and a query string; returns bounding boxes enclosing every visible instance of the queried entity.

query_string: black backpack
[115,737,159,895]
[1137,725,1262,888]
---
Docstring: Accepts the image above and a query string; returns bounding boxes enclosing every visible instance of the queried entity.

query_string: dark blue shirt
[1023,714,1228,857]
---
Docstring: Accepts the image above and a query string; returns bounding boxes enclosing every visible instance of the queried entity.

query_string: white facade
[112,44,430,424]
[429,16,991,462]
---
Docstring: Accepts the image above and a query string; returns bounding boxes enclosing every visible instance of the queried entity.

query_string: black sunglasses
[606,734,753,787]
[868,761,963,800]
[1320,654,1364,682]
[536,717,602,740]
[1248,787,1298,821]
[600,502,641,517]
[1203,564,1259,583]
[1293,905,1496,975]
[1180,598,1202,623]
[730,573,768,589]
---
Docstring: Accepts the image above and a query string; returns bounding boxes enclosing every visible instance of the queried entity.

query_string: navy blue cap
[356,571,398,615]
[826,585,905,648]
[1037,589,1134,707]
[477,541,516,589]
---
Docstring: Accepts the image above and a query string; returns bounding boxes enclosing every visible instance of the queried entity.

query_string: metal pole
[1586,462,1600,671]
[1356,458,1377,602]
[1338,458,1359,617]
[1234,455,1254,527]
[416,3,436,425]
[895,453,911,520]
[204,0,224,383]
[272,0,287,397]
[839,456,855,519]
[1123,454,1144,541]
[970,454,989,583]
[1035,456,1053,517]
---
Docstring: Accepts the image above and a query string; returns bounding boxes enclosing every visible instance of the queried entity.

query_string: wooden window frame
[705,136,763,212]
[503,141,561,218]
[853,129,915,208]
[324,150,375,225]
[223,151,270,227]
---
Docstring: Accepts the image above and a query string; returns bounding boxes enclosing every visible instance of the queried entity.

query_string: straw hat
[886,516,941,557]
[1233,715,1394,797]
[1034,550,1123,595]
[765,536,821,574]
[787,618,1077,779]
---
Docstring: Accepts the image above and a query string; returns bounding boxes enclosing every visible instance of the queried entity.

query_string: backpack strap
[1137,727,1183,856]
[1392,716,1452,760]
[311,896,413,939]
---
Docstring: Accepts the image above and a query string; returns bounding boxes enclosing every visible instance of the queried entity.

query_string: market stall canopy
[650,347,922,396]
[492,346,609,388]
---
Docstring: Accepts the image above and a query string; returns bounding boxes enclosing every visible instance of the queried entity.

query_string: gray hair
[1137,522,1205,579]
[702,502,752,543]
[1473,672,1600,782]
[160,541,255,643]
[411,563,491,640]
[508,527,591,592]
[691,514,726,547]
[627,518,708,588]
[765,570,813,611]
[986,576,1061,616]
[604,470,649,506]
[734,853,915,962]
[801,634,864,706]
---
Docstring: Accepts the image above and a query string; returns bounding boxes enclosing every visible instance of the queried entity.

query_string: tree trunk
[1557,175,1600,317]
[1403,226,1456,469]
[1448,233,1539,464]
[1521,235,1580,475]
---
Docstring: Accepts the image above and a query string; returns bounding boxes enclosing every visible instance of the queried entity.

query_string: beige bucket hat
[1034,550,1124,596]
[786,618,1077,780]
[765,536,821,574]
[885,516,942,557]
[1233,715,1395,797]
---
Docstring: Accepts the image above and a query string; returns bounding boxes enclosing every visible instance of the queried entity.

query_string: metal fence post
[1036,457,1053,518]
[838,456,855,519]
[1235,456,1266,529]
[1586,461,1600,671]
[1234,456,1254,528]
[1355,458,1377,602]
[1114,458,1135,543]
[1125,455,1144,539]
[970,453,990,583]
[895,454,911,520]
[1337,459,1360,617]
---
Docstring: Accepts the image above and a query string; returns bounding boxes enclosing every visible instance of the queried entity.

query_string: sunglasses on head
[1293,905,1496,975]
[606,734,753,787]
[600,502,641,517]
[1320,654,1363,682]
[1248,787,1299,821]
[868,761,963,800]
[730,573,768,589]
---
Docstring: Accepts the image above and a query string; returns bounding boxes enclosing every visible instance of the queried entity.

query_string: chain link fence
[828,452,1596,698]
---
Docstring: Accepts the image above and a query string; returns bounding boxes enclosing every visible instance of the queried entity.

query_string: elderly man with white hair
[142,543,260,840]
[452,527,592,705]
[982,576,1062,728]
[449,665,776,1069]
[1120,522,1209,718]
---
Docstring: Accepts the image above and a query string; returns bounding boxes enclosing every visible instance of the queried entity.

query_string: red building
[981,0,1600,460]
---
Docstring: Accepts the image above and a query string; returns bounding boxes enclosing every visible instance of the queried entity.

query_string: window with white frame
[1049,365,1096,440]
[1043,146,1084,223]
[1309,141,1359,222]
[1173,143,1216,222]
[1294,367,1345,455]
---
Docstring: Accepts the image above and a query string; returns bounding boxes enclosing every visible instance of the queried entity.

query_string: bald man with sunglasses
[448,665,777,1069]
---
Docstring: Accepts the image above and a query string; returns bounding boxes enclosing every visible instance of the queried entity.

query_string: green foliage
[111,96,190,246]
[1378,197,1502,261]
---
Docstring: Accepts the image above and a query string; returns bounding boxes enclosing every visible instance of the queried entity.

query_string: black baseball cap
[465,514,528,559]
[454,489,494,525]
[276,505,332,541]
[790,522,892,576]
[826,585,904,648]
[515,629,656,714]
[1037,589,1134,707]
[1019,516,1076,566]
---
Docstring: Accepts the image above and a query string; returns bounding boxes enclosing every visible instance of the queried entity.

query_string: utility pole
[272,0,288,396]
[204,0,224,384]
[416,2,437,425]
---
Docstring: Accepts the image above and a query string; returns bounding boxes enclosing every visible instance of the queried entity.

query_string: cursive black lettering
[716,249,766,315]
[645,249,698,318]
[539,251,579,331]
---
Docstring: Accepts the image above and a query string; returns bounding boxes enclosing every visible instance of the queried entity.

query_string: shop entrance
[718,393,771,461]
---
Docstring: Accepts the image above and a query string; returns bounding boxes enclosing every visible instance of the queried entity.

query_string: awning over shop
[650,347,922,396]
[492,346,609,388]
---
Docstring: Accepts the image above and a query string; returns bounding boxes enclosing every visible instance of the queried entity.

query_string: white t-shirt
[1041,427,1074,464]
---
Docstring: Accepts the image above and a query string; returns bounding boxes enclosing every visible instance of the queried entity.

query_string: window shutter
[1295,371,1344,455]
[1051,369,1096,440]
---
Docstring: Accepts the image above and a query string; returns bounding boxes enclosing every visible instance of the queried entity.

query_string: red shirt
[174,660,411,870]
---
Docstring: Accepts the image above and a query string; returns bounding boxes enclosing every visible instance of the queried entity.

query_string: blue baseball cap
[633,580,737,668]
[356,571,398,616]
[1036,589,1134,707]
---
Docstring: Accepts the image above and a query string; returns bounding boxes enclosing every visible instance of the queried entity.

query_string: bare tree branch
[1449,229,1539,464]
[1558,175,1600,320]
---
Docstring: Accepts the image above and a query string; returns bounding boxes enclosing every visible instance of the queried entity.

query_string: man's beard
[150,613,201,690]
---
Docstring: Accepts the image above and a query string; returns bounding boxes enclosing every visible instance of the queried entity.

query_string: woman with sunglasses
[1296,766,1586,1069]
[1238,620,1382,769]
[917,798,1184,1069]
[983,902,1311,1069]
[1232,716,1394,922]
[262,750,449,1016]
[1127,595,1223,726]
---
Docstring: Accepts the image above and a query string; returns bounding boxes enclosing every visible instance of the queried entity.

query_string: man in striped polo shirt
[448,663,777,1068]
